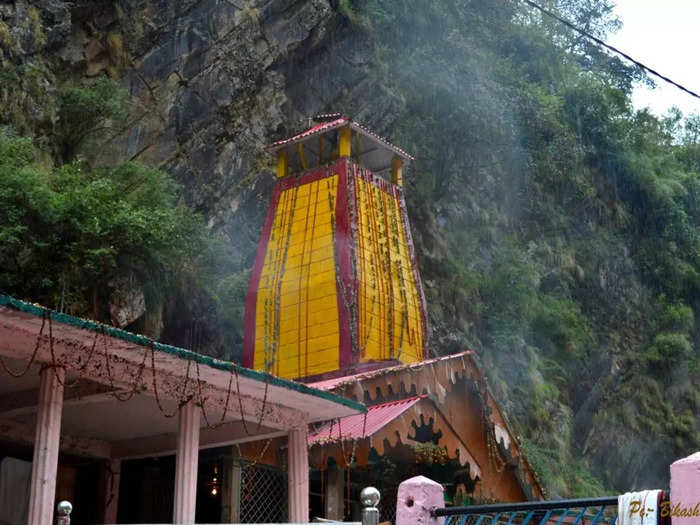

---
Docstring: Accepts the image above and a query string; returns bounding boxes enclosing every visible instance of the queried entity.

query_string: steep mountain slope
[1,0,697,496]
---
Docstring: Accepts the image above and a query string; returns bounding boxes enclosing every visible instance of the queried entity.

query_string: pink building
[0,294,364,524]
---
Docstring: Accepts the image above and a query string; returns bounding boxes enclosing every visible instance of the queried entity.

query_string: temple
[242,116,545,521]
[305,352,545,520]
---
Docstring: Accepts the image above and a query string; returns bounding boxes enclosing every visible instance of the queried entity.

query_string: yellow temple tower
[242,115,428,381]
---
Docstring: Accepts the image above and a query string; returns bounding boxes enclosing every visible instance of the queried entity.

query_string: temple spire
[243,116,428,381]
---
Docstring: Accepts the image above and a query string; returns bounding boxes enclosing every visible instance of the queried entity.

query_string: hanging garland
[388,186,412,357]
[239,437,275,505]
[263,185,291,372]
[302,178,324,378]
[62,327,101,388]
[0,310,47,377]
[354,172,377,355]
[196,356,232,429]
[318,418,334,513]
[364,173,389,359]
[295,177,315,379]
[1,300,275,434]
[333,172,360,356]
[336,416,358,518]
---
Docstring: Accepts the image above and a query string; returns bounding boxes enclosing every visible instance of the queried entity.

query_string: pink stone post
[670,451,700,524]
[173,401,201,524]
[396,475,444,525]
[27,366,65,525]
[287,426,310,523]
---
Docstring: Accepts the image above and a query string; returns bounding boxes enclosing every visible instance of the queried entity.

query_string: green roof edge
[0,294,365,414]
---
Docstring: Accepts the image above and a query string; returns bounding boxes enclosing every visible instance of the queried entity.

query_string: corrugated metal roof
[308,395,423,444]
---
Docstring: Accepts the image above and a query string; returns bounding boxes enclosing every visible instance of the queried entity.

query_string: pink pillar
[287,426,309,523]
[670,451,700,524]
[396,475,444,525]
[27,366,65,525]
[173,401,201,524]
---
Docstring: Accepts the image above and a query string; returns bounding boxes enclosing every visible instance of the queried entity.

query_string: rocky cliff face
[3,0,397,243]
[102,0,406,346]
[2,0,403,343]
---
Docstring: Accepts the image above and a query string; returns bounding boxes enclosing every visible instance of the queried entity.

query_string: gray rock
[109,276,146,328]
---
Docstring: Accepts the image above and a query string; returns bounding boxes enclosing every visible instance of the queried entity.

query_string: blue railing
[433,496,618,525]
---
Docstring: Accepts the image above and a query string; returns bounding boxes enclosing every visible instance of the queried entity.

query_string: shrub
[647,332,693,372]
[0,131,210,325]
[532,294,594,361]
[659,301,694,333]
[57,77,127,161]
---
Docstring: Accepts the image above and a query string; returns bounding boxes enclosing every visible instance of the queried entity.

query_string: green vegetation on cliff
[338,0,699,495]
[0,78,242,356]
[0,132,193,315]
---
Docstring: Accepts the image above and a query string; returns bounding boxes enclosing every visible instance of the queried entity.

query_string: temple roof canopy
[306,350,546,500]
[0,294,364,459]
[269,115,414,174]
[308,394,482,480]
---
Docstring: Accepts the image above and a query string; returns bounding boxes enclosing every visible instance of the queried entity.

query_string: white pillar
[173,401,201,524]
[27,366,65,525]
[287,426,309,523]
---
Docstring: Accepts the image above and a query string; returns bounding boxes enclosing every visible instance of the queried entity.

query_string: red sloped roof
[308,395,423,445]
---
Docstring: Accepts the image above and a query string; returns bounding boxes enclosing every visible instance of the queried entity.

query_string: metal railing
[433,496,619,525]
